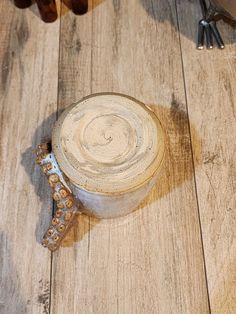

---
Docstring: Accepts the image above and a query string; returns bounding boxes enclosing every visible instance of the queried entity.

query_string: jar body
[68,169,161,219]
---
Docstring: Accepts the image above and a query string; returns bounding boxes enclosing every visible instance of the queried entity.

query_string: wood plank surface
[2,0,235,313]
[176,1,236,313]
[0,1,60,313]
[51,1,210,313]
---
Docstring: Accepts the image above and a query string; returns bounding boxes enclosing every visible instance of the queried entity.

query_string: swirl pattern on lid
[52,93,165,194]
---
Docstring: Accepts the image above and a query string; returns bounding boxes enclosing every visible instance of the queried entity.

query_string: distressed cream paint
[52,93,165,218]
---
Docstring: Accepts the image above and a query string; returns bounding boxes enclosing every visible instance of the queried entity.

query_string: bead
[36,149,43,157]
[42,239,49,247]
[52,218,59,225]
[48,244,57,251]
[58,224,65,233]
[49,174,59,183]
[37,151,47,159]
[65,198,73,208]
[53,192,61,201]
[47,228,54,236]
[36,156,43,164]
[48,174,59,187]
[59,189,69,198]
[53,235,60,242]
[48,180,53,188]
[64,212,72,221]
[57,202,64,209]
[55,209,63,217]
[38,143,49,150]
[42,165,48,174]
[46,163,53,171]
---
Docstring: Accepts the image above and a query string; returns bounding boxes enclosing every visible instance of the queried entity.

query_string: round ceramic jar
[37,93,165,250]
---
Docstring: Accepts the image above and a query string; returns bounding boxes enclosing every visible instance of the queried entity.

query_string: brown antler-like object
[36,143,80,251]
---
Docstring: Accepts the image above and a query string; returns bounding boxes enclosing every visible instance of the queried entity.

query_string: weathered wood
[176,1,236,313]
[0,1,60,313]
[51,0,210,313]
[51,3,93,313]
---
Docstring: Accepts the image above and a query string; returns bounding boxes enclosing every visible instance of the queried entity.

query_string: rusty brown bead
[59,189,69,198]
[65,198,74,208]
[52,218,59,225]
[36,156,43,164]
[37,152,47,159]
[53,235,60,242]
[49,174,59,183]
[38,143,49,151]
[46,163,53,171]
[36,149,43,157]
[48,181,55,188]
[48,244,57,251]
[55,209,63,217]
[57,202,64,209]
[47,229,54,236]
[42,165,48,174]
[58,224,66,233]
[64,212,72,221]
[53,192,61,202]
[42,239,49,247]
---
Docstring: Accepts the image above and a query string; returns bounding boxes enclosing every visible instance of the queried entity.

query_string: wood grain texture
[51,1,210,313]
[176,1,236,313]
[0,1,60,313]
[3,0,235,313]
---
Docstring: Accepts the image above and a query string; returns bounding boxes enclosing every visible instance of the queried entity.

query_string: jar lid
[52,93,165,195]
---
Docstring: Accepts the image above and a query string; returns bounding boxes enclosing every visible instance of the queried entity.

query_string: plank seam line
[87,0,95,261]
[173,1,212,313]
[49,1,62,313]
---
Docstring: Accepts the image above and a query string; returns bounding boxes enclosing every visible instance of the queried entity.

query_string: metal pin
[205,24,213,49]
[209,21,224,49]
[197,21,205,49]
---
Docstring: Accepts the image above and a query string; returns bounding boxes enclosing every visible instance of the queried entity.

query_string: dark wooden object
[71,0,88,15]
[13,0,88,22]
[14,0,32,8]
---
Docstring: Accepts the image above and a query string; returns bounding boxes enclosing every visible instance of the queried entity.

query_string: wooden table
[0,0,235,313]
